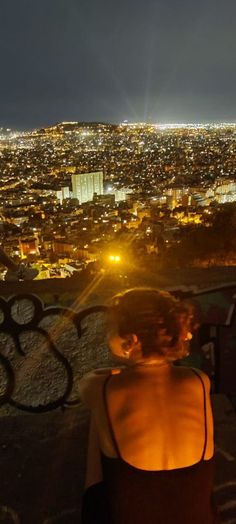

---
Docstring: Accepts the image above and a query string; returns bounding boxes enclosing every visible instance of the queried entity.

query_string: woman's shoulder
[173,365,211,390]
[78,367,122,407]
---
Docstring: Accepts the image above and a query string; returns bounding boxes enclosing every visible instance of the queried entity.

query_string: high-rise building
[72,171,103,203]
[56,186,70,205]
[215,181,236,203]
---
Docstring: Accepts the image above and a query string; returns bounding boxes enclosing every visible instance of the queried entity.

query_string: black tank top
[100,369,218,524]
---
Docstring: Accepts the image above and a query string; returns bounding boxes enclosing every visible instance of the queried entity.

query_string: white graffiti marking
[219,501,236,512]
[0,506,20,523]
[215,446,235,462]
[214,481,236,492]
[43,507,79,523]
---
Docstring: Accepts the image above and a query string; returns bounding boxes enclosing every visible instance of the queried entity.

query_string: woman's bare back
[83,364,214,471]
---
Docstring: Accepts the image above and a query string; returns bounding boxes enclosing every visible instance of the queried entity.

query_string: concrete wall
[0,280,236,416]
[0,294,111,416]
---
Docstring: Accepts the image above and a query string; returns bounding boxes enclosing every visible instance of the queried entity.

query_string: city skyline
[0,118,235,281]
[0,0,235,129]
[1,120,236,134]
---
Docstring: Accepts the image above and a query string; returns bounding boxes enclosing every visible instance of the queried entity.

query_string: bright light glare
[109,255,121,263]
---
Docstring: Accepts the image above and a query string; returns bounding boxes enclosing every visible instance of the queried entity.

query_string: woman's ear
[122,333,139,350]
[120,334,142,361]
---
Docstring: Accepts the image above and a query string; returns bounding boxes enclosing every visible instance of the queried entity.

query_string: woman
[79,288,219,523]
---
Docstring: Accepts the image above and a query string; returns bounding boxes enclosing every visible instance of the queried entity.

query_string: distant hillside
[31,121,119,135]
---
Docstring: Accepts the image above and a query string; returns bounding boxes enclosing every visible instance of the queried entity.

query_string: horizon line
[1,119,236,133]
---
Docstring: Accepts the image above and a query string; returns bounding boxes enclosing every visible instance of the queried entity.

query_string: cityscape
[0,121,235,281]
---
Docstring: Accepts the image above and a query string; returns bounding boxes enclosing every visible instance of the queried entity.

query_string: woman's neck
[130,358,171,368]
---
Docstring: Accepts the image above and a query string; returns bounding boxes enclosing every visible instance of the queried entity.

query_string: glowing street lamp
[108,254,121,263]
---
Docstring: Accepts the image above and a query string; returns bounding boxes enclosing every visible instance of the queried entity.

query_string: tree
[163,202,236,268]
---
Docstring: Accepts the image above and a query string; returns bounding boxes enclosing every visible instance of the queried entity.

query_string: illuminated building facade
[72,171,103,203]
[19,238,40,258]
[215,181,236,203]
[56,186,70,205]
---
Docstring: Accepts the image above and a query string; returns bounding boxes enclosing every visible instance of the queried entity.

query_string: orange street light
[108,254,121,263]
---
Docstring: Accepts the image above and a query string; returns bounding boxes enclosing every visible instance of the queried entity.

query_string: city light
[109,255,121,263]
[0,120,235,281]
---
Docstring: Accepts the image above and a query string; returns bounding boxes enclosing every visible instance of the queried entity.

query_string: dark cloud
[0,0,235,129]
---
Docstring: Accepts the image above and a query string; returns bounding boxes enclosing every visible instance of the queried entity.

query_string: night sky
[0,0,235,130]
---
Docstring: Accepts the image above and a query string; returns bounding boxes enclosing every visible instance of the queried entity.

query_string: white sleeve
[78,369,111,408]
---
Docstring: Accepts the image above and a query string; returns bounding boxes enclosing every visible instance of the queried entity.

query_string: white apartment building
[72,171,103,203]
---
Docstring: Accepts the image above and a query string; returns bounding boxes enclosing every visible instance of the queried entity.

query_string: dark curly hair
[108,288,195,361]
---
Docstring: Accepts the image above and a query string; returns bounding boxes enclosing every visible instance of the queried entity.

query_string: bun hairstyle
[109,288,195,361]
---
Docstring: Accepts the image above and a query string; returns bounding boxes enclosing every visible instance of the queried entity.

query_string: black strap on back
[103,369,208,462]
[103,374,122,459]
[191,369,208,461]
